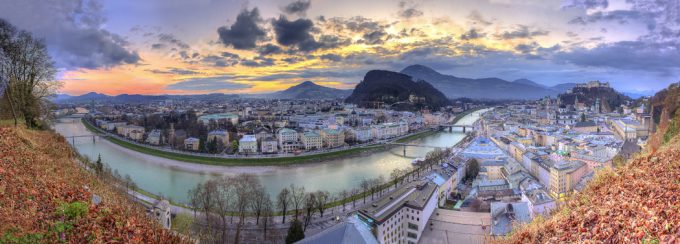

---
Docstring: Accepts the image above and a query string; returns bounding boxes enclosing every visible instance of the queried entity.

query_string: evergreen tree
[285,219,305,244]
[95,154,103,175]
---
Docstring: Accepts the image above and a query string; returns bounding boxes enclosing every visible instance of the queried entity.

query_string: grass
[81,118,386,166]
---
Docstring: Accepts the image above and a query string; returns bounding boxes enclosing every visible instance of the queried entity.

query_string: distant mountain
[514,78,546,88]
[53,92,241,104]
[271,81,352,99]
[550,83,577,93]
[400,64,561,100]
[345,70,450,111]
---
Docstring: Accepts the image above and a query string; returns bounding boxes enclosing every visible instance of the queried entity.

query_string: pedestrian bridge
[438,124,474,132]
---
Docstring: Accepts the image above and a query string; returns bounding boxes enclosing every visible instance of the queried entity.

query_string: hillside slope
[345,70,451,110]
[505,119,680,242]
[0,127,184,242]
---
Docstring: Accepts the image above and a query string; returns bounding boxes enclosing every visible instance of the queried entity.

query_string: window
[407,232,418,239]
[408,223,418,230]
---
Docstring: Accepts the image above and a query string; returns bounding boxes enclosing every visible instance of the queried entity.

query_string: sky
[0,0,678,95]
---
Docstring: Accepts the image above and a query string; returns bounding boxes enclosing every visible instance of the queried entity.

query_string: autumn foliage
[505,130,680,243]
[0,126,185,243]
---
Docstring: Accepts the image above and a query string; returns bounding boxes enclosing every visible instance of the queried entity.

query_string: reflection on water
[54,109,487,203]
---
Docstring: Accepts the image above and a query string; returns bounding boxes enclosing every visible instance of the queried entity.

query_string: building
[239,135,258,154]
[116,125,145,141]
[207,130,229,145]
[521,189,556,218]
[356,181,438,244]
[197,113,239,126]
[146,129,162,145]
[549,160,588,198]
[320,129,345,148]
[572,121,599,133]
[301,131,322,150]
[277,128,299,152]
[354,127,373,142]
[371,121,409,140]
[260,137,278,154]
[184,137,200,151]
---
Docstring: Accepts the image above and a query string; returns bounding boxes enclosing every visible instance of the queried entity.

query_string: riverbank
[80,109,480,167]
[82,118,389,166]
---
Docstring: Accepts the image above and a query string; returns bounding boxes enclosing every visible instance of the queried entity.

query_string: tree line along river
[53,109,488,204]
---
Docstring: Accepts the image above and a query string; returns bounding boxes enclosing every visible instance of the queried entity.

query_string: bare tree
[359,179,370,204]
[214,178,234,243]
[390,169,402,190]
[315,191,330,218]
[339,189,349,212]
[277,188,291,224]
[262,197,274,240]
[302,192,317,231]
[0,19,60,128]
[250,185,268,225]
[289,184,305,220]
[351,188,359,208]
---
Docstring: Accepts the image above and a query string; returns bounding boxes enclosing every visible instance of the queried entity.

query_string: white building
[146,129,162,145]
[354,126,373,142]
[301,131,322,150]
[239,135,258,154]
[277,128,299,152]
[260,137,278,154]
[357,181,438,244]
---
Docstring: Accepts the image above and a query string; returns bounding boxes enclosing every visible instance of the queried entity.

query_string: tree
[580,112,586,122]
[277,188,291,224]
[172,213,194,236]
[289,184,305,220]
[315,191,330,218]
[390,168,401,190]
[95,154,103,176]
[0,19,60,128]
[466,159,480,182]
[339,189,349,211]
[359,179,370,204]
[250,185,268,225]
[351,188,359,208]
[231,139,239,153]
[262,197,274,240]
[285,219,305,244]
[302,192,317,231]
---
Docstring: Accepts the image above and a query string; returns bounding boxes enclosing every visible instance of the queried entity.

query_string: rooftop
[358,180,437,224]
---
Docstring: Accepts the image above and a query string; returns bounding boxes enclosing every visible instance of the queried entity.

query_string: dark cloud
[0,0,140,69]
[320,53,342,61]
[555,41,680,75]
[362,30,388,44]
[272,15,321,51]
[217,8,266,50]
[459,28,485,40]
[283,0,311,16]
[257,43,283,56]
[561,0,608,10]
[147,68,200,75]
[568,10,651,26]
[221,51,240,59]
[166,76,252,91]
[398,1,423,19]
[468,10,492,26]
[241,56,275,67]
[151,43,165,49]
[496,25,549,39]
[157,33,189,49]
[202,55,238,67]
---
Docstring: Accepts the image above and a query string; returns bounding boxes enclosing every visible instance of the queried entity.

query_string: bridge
[64,134,106,144]
[438,124,474,133]
[387,142,443,156]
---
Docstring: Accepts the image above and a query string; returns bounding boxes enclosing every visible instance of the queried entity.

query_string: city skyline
[1,0,678,95]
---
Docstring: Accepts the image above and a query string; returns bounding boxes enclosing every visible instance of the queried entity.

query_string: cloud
[283,0,311,16]
[561,0,608,10]
[362,30,388,44]
[555,41,680,75]
[157,33,190,49]
[0,0,140,69]
[241,56,276,67]
[257,43,283,56]
[320,53,342,61]
[217,8,266,50]
[272,15,319,51]
[468,10,493,26]
[496,25,549,39]
[166,76,252,91]
[398,1,423,19]
[202,55,239,67]
[459,28,485,40]
[147,68,200,75]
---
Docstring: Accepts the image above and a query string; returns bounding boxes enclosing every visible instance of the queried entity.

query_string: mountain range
[344,70,450,110]
[267,81,352,99]
[400,64,576,100]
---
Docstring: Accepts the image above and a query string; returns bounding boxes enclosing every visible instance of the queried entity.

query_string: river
[53,109,488,204]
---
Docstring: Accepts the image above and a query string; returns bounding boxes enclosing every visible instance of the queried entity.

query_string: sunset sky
[1,0,678,95]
